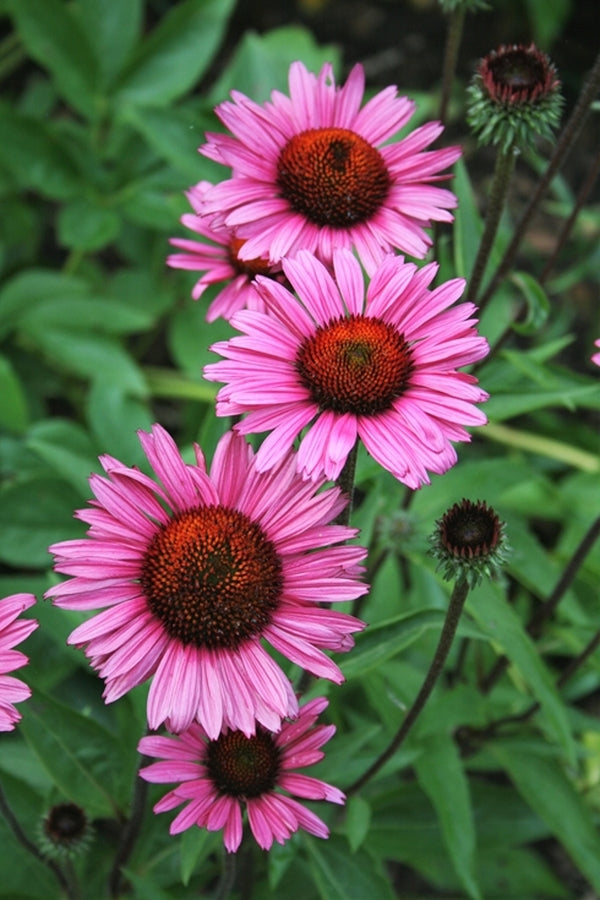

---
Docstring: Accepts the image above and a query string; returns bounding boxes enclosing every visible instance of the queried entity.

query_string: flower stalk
[347,574,471,795]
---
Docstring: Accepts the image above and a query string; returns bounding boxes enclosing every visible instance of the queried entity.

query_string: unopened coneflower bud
[430,498,510,587]
[39,802,92,859]
[467,43,563,153]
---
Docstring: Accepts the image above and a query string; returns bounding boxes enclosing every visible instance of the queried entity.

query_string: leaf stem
[346,576,470,795]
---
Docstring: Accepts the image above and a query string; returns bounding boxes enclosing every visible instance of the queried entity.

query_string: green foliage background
[0,1,598,898]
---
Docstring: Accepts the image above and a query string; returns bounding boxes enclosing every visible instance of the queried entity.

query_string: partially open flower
[167,181,285,323]
[39,803,92,859]
[430,499,509,587]
[467,44,563,153]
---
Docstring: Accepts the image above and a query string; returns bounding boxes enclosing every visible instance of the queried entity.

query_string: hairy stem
[439,6,466,124]
[347,576,470,794]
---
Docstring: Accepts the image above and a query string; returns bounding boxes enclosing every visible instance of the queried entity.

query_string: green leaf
[490,740,600,893]
[9,0,98,116]
[0,355,29,433]
[116,0,236,107]
[19,692,131,819]
[207,26,341,103]
[19,295,153,336]
[75,0,143,87]
[179,828,218,886]
[341,608,486,680]
[0,477,84,568]
[415,735,481,900]
[25,418,99,496]
[124,104,221,181]
[303,835,396,900]
[86,380,153,468]
[0,106,80,200]
[510,271,551,334]
[466,581,576,762]
[344,795,371,852]
[25,327,147,395]
[452,157,482,280]
[0,269,88,339]
[57,198,120,251]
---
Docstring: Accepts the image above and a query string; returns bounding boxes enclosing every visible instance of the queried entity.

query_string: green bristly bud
[467,43,564,153]
[38,802,92,860]
[429,499,510,588]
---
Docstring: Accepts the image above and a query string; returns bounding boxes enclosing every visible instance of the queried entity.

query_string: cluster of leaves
[0,1,599,898]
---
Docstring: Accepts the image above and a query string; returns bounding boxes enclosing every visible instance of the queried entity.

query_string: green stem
[438,6,466,124]
[0,782,75,899]
[213,848,237,900]
[478,50,600,309]
[466,146,517,308]
[346,576,470,795]
[480,422,600,474]
[334,441,359,526]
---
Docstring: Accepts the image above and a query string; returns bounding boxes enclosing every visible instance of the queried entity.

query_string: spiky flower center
[140,506,283,649]
[440,500,501,559]
[296,314,414,415]
[229,237,274,278]
[277,127,390,228]
[481,44,558,105]
[44,804,88,847]
[206,729,281,798]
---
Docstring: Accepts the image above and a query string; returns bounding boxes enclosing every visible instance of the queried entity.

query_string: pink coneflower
[0,593,38,731]
[199,61,461,273]
[204,249,489,487]
[138,696,343,852]
[167,181,286,323]
[591,339,600,367]
[46,427,366,737]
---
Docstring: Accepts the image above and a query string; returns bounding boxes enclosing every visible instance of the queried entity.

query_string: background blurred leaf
[8,0,99,116]
[115,0,236,107]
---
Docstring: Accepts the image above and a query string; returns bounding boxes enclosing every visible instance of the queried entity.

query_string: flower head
[47,427,366,737]
[467,43,563,153]
[199,61,461,273]
[204,249,489,487]
[39,803,92,859]
[591,339,600,367]
[0,593,38,731]
[138,696,344,852]
[167,181,286,322]
[429,498,509,587]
